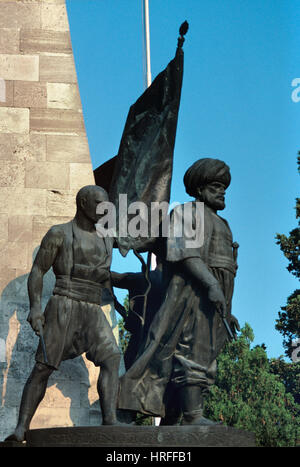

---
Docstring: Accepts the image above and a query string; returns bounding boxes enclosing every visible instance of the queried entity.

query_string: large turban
[183,158,231,198]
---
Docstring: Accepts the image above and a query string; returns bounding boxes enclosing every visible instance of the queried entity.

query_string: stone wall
[0,0,121,440]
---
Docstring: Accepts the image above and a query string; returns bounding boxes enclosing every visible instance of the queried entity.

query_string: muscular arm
[27,227,63,332]
[110,271,146,292]
[110,272,132,289]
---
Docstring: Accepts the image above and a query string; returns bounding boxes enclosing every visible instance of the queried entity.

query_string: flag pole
[143,9,160,430]
[142,1,156,270]
[142,0,152,89]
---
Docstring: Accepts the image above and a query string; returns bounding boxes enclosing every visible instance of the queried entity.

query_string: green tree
[275,156,300,358]
[118,294,131,354]
[203,324,300,447]
[270,357,300,406]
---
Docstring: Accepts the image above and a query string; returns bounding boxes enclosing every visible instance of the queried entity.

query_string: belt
[207,255,237,275]
[53,275,103,305]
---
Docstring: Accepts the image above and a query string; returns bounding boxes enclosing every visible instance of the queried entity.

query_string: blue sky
[66,0,300,359]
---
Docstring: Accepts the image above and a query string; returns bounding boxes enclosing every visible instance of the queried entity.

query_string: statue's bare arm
[27,227,64,333]
[110,271,146,291]
[110,271,132,289]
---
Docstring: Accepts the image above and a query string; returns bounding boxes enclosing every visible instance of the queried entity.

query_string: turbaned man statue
[117,158,240,425]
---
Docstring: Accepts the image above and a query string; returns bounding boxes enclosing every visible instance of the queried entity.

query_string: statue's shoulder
[43,221,73,246]
[49,220,72,235]
[212,212,233,238]
[215,213,231,229]
[204,205,229,225]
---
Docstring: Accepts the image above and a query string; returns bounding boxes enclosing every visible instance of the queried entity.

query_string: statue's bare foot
[5,426,26,443]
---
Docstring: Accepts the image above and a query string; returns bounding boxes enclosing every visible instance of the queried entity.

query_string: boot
[179,385,220,426]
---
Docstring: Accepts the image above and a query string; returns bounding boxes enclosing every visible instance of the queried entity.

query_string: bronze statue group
[6,24,240,442]
[6,157,240,442]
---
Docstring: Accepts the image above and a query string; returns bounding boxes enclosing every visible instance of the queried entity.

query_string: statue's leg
[5,362,54,442]
[97,353,121,425]
[160,384,182,425]
[116,408,137,424]
[179,385,219,426]
[160,407,182,426]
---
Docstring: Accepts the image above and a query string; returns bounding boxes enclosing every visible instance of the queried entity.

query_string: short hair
[183,158,231,198]
[76,185,108,208]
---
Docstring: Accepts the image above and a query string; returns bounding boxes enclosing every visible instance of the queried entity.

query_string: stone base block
[0,440,26,448]
[23,425,255,447]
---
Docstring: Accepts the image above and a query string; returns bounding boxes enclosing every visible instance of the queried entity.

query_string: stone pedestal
[21,425,256,447]
[0,440,26,448]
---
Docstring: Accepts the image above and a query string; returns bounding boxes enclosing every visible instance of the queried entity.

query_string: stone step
[23,425,256,448]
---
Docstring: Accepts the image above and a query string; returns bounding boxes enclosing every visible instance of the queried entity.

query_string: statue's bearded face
[197,181,226,211]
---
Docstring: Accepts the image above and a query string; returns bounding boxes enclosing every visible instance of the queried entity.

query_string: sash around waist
[53,275,104,305]
[207,255,237,275]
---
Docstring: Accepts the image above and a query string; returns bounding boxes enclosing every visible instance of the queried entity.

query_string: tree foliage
[118,295,131,354]
[275,155,300,357]
[270,357,300,406]
[203,324,300,447]
[275,290,300,359]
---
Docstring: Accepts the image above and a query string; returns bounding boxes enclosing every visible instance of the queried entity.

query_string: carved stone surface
[24,425,256,447]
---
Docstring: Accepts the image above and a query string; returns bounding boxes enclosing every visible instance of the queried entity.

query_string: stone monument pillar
[0,0,119,440]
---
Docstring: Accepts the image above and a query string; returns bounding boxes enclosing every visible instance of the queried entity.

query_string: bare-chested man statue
[7,185,121,442]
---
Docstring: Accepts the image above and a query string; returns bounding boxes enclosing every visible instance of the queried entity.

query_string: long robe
[118,203,238,417]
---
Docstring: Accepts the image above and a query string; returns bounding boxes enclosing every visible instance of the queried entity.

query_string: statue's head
[76,185,109,223]
[183,158,231,211]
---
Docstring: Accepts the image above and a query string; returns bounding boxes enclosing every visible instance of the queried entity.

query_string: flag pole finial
[177,21,189,48]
